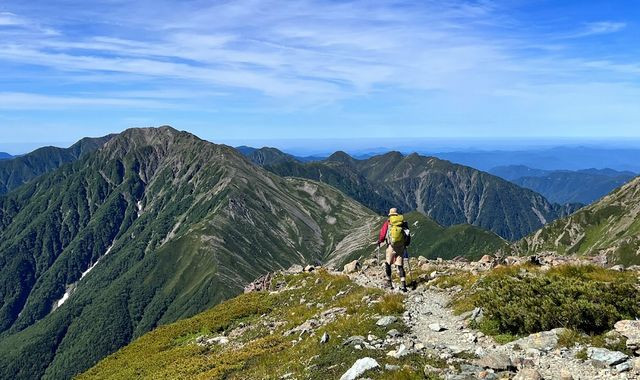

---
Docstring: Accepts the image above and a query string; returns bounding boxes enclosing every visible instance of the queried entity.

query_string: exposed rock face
[244,273,272,293]
[515,175,640,265]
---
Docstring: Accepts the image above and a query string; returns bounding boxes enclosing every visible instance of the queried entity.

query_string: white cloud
[0,1,637,112]
[558,21,627,39]
[0,92,179,110]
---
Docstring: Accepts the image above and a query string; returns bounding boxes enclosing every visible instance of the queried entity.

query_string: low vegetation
[79,270,436,379]
[436,265,640,340]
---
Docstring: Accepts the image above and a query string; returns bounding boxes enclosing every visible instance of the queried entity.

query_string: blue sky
[0,0,639,153]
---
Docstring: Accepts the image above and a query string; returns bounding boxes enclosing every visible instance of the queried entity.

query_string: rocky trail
[343,255,640,380]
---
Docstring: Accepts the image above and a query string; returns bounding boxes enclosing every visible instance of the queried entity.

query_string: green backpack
[387,215,405,245]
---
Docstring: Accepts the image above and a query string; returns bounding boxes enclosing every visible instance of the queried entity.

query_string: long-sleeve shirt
[378,220,390,245]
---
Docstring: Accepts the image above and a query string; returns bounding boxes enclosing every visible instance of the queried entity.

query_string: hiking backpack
[387,215,406,245]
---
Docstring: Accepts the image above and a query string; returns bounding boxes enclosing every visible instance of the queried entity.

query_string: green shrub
[457,265,640,336]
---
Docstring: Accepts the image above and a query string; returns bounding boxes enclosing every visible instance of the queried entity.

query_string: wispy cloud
[558,21,627,39]
[0,0,638,137]
[0,92,180,110]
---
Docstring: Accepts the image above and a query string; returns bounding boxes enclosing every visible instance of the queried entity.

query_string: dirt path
[349,261,634,380]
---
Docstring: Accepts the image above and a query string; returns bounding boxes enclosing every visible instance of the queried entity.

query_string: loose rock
[343,260,361,274]
[587,347,628,368]
[376,316,397,327]
[513,368,542,380]
[339,357,379,380]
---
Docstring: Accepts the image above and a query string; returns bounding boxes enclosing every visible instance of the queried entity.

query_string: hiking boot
[384,280,393,289]
[400,286,408,293]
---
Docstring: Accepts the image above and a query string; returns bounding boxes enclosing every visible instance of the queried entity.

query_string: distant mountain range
[432,146,640,172]
[0,136,115,195]
[490,165,636,204]
[0,152,12,160]
[240,147,580,241]
[515,174,640,265]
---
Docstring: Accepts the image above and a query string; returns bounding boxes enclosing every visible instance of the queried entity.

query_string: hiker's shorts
[386,244,404,266]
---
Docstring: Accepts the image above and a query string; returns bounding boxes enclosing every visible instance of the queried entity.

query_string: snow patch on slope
[52,244,114,311]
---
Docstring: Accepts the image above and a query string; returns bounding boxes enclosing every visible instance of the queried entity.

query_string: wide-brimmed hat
[388,208,399,216]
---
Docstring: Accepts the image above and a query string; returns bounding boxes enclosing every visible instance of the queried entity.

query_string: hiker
[377,208,411,292]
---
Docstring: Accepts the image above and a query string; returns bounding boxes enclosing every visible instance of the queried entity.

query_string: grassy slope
[515,176,640,264]
[404,212,507,261]
[79,271,434,380]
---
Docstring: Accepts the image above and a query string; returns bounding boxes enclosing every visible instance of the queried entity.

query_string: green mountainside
[514,175,640,265]
[0,135,115,195]
[0,127,379,380]
[243,148,576,241]
[404,212,506,261]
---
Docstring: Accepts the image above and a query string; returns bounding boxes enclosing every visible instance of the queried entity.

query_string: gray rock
[386,329,401,338]
[385,364,400,371]
[428,323,446,332]
[339,357,379,380]
[320,332,329,344]
[614,320,640,352]
[387,344,410,359]
[343,336,366,346]
[506,328,568,353]
[475,351,514,370]
[587,347,628,368]
[376,316,397,326]
[513,368,542,380]
[343,260,361,274]
[304,265,316,272]
[614,361,631,373]
[287,264,304,273]
[471,307,483,322]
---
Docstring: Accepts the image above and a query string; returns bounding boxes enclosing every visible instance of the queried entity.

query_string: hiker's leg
[384,245,394,288]
[397,265,407,291]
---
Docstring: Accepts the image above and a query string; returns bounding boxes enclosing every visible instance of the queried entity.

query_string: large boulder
[475,351,514,371]
[506,328,568,353]
[614,320,640,354]
[339,357,379,380]
[343,260,361,274]
[587,347,628,368]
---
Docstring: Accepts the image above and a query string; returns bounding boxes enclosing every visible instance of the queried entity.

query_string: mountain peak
[325,151,356,165]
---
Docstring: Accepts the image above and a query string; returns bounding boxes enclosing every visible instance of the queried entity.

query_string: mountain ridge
[513,175,640,265]
[0,126,380,379]
[0,134,115,195]
[241,147,579,241]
